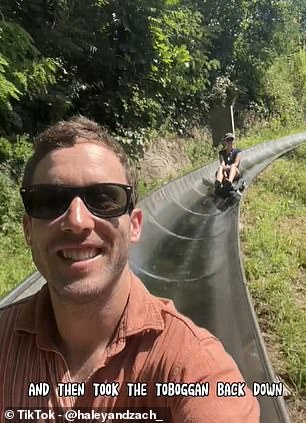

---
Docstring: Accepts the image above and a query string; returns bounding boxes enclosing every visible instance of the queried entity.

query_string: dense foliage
[1,0,306,142]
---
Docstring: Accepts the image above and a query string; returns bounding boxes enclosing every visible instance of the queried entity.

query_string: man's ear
[23,214,32,245]
[130,208,143,244]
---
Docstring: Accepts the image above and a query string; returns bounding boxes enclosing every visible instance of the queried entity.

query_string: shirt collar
[14,272,165,350]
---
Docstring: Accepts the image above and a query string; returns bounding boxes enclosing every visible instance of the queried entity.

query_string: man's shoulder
[0,297,28,316]
[0,300,24,345]
[140,294,245,388]
[157,297,215,343]
[144,294,226,370]
[0,294,37,335]
[130,275,216,346]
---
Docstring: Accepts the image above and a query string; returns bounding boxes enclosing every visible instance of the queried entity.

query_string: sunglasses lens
[85,184,129,217]
[21,184,132,219]
[21,185,69,219]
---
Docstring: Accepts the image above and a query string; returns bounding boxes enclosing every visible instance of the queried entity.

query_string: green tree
[2,0,215,136]
[197,0,301,112]
[0,19,57,134]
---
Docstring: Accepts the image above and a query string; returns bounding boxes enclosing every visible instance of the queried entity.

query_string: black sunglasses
[20,183,135,220]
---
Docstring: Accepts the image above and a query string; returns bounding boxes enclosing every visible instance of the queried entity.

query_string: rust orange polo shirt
[0,273,259,422]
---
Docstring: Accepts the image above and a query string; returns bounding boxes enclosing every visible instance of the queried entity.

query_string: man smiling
[0,116,259,422]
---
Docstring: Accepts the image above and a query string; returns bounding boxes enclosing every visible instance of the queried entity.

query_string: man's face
[23,141,142,304]
[225,139,234,148]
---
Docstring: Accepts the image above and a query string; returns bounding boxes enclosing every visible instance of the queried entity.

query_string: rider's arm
[219,154,226,168]
[233,152,241,168]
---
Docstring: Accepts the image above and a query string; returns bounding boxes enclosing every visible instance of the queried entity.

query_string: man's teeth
[61,248,100,261]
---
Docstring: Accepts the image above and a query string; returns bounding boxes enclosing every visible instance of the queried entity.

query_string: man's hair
[22,116,139,204]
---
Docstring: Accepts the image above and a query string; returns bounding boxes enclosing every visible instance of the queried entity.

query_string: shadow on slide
[1,133,306,422]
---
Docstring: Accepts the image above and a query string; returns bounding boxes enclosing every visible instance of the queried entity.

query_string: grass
[240,144,306,419]
[0,228,35,298]
[237,123,306,150]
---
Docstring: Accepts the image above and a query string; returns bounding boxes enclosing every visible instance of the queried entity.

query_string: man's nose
[60,197,95,233]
